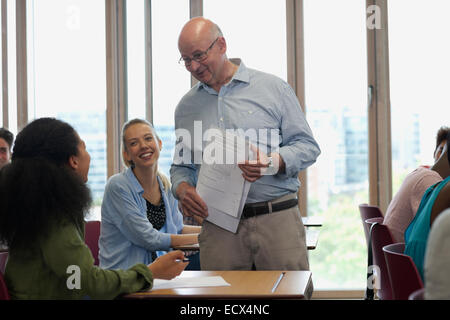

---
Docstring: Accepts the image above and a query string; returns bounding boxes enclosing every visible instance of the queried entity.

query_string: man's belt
[241,198,298,219]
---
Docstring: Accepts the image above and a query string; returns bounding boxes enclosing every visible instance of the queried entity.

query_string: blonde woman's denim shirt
[99,168,183,270]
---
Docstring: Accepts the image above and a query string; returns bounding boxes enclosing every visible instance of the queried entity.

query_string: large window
[27,0,106,221]
[6,0,17,134]
[304,0,368,290]
[388,0,450,193]
[126,0,146,120]
[151,1,190,178]
[204,0,286,81]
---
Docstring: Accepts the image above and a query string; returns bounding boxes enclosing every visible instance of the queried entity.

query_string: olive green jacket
[5,219,153,299]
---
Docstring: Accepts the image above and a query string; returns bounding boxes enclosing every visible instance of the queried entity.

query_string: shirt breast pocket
[234,106,278,131]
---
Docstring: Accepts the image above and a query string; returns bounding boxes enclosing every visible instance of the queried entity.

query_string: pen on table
[271,272,285,293]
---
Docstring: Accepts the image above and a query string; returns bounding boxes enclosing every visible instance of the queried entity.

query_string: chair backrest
[383,243,424,300]
[359,204,384,246]
[409,288,425,300]
[0,251,8,274]
[85,221,101,266]
[0,271,10,300]
[365,219,394,300]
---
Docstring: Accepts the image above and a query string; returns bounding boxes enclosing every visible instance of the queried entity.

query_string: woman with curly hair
[0,118,188,299]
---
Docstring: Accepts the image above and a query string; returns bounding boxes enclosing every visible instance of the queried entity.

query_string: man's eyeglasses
[178,37,219,67]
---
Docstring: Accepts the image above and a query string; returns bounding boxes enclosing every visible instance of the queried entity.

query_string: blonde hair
[121,118,171,192]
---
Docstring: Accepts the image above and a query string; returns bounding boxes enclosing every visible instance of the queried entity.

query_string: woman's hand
[148,250,189,280]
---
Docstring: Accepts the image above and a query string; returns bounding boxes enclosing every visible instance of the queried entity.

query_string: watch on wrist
[265,156,277,175]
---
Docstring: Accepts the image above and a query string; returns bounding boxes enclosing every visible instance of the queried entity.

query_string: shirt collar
[125,167,144,194]
[125,167,165,195]
[197,58,250,92]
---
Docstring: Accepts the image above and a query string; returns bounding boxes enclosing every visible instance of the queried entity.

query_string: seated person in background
[384,126,450,243]
[0,127,14,169]
[0,118,187,299]
[0,128,14,251]
[404,132,450,281]
[424,208,450,299]
[99,119,201,270]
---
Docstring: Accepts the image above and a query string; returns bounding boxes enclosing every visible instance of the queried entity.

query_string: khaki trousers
[199,193,310,271]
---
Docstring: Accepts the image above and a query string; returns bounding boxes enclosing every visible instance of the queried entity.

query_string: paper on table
[150,276,231,290]
[196,129,252,233]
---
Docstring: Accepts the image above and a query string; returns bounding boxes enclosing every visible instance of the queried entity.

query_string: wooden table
[122,270,312,300]
[174,229,320,251]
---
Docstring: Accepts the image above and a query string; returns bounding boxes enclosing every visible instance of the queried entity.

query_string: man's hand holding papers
[195,130,252,233]
[176,182,209,218]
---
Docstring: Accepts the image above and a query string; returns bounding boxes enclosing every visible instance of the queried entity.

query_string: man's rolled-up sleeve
[277,83,321,178]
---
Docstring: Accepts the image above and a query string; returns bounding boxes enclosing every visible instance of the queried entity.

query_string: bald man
[170,18,320,282]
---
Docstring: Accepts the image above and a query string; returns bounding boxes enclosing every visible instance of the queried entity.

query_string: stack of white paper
[151,276,231,290]
[196,129,252,233]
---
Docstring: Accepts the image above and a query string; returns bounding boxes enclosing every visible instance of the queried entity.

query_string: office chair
[0,251,8,275]
[0,271,10,300]
[359,204,384,247]
[365,219,394,300]
[383,243,424,300]
[84,221,101,266]
[409,288,425,300]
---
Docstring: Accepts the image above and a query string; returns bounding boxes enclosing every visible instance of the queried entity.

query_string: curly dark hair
[0,118,92,249]
[436,126,450,151]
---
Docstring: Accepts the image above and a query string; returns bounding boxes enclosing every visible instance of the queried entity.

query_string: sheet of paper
[150,276,231,290]
[197,164,245,218]
[196,129,252,233]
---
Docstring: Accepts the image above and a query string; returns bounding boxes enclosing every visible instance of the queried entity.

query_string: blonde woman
[99,119,201,270]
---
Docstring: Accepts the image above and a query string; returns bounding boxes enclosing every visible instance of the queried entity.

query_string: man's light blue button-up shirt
[170,59,321,203]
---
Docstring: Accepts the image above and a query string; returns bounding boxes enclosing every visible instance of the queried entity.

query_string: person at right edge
[170,17,321,299]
